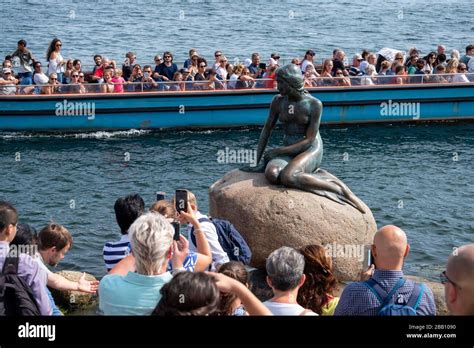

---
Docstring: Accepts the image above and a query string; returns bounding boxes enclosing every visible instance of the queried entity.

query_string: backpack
[0,253,41,316]
[364,277,425,316]
[191,217,252,265]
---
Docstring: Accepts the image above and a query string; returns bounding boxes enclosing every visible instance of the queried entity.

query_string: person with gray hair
[442,244,474,315]
[99,212,188,315]
[263,246,317,315]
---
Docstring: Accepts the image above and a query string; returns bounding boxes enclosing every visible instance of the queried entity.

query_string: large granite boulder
[49,270,98,313]
[209,170,377,281]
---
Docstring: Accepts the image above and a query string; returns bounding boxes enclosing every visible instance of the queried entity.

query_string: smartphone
[259,63,267,70]
[156,191,166,201]
[367,248,374,267]
[144,72,150,79]
[175,189,188,213]
[171,221,180,241]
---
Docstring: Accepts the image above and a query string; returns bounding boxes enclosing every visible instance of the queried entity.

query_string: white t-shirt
[187,211,230,271]
[263,301,318,316]
[452,74,469,83]
[300,60,313,74]
[48,52,65,75]
[228,74,238,89]
[34,72,49,85]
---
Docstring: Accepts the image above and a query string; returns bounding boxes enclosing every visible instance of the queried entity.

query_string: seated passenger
[0,68,18,95]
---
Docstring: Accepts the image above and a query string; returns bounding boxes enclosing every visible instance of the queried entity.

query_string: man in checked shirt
[335,225,436,316]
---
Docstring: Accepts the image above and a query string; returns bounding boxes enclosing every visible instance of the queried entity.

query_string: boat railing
[5,73,474,96]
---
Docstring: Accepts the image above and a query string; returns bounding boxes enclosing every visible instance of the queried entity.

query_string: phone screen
[171,221,180,241]
[156,191,166,201]
[175,189,188,213]
[367,249,373,267]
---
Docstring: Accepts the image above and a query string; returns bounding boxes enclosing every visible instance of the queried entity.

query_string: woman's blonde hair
[129,212,173,275]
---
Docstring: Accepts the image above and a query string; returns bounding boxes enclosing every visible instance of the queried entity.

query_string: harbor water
[0,0,473,280]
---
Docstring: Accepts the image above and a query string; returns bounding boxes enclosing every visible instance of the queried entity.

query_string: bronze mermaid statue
[242,64,366,214]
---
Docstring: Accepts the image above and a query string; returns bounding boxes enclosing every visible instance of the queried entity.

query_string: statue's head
[276,64,305,96]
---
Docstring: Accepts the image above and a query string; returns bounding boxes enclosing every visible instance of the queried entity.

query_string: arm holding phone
[178,202,212,271]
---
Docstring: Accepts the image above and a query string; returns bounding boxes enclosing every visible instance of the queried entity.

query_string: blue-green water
[0,0,473,280]
[1,124,473,280]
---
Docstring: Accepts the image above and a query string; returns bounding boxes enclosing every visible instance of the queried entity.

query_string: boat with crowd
[1,76,473,132]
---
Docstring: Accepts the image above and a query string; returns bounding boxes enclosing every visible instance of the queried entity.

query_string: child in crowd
[112,69,125,93]
[216,261,249,315]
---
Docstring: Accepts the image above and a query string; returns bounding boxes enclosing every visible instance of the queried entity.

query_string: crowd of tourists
[1,195,473,316]
[1,39,474,95]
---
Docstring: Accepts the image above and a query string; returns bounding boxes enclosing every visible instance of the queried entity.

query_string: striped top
[103,233,199,273]
[103,234,131,272]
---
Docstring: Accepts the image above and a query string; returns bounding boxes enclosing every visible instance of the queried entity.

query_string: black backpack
[0,254,41,316]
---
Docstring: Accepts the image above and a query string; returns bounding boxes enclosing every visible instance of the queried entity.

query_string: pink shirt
[112,76,125,93]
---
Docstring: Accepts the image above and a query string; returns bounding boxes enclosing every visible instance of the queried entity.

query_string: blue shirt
[99,271,173,315]
[155,63,178,80]
[334,269,436,316]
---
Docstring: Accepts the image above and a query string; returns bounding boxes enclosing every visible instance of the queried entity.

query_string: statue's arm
[255,96,280,163]
[277,98,322,157]
[241,96,280,172]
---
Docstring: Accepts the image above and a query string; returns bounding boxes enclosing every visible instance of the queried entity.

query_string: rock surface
[49,270,98,313]
[210,169,377,281]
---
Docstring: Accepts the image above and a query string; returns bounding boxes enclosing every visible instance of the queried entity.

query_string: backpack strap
[363,278,387,304]
[2,253,19,275]
[364,277,406,308]
[380,278,406,308]
[190,217,212,246]
[406,283,425,310]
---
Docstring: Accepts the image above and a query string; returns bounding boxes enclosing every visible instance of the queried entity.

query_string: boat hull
[1,83,473,131]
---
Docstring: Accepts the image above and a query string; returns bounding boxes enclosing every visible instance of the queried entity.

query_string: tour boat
[0,80,473,132]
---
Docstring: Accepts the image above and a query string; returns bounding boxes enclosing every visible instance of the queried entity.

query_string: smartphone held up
[175,189,188,213]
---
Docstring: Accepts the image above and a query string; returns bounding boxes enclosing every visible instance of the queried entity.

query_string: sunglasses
[164,56,171,58]
[440,271,460,288]
[4,72,11,75]
[215,54,222,57]
[50,78,57,80]
[56,44,62,47]
[72,74,79,77]
[199,64,206,68]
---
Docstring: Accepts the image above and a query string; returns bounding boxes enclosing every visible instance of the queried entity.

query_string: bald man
[335,225,436,316]
[442,244,474,315]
